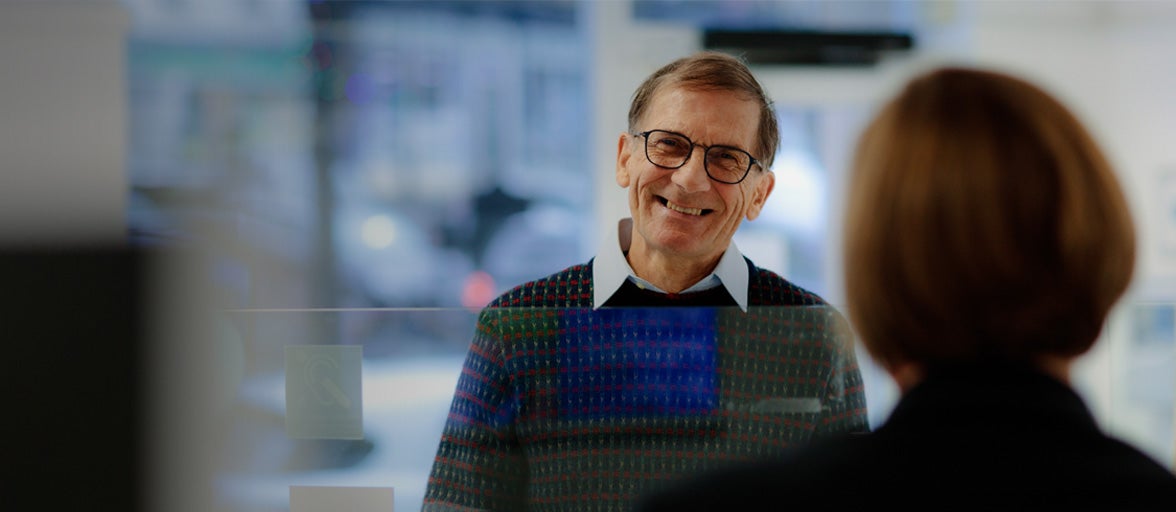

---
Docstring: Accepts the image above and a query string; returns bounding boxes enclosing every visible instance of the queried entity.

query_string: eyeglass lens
[643,130,752,184]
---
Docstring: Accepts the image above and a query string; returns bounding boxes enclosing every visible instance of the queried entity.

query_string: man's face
[616,86,775,266]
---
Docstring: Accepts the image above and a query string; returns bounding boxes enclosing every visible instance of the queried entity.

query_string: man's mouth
[659,197,710,216]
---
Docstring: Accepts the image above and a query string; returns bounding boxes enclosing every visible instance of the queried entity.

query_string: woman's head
[843,67,1136,371]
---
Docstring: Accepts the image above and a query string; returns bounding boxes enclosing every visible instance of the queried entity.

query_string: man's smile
[659,196,711,216]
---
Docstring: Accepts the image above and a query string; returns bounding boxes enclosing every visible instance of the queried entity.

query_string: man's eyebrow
[657,128,752,151]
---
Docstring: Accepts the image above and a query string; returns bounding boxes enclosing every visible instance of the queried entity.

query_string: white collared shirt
[592,217,750,311]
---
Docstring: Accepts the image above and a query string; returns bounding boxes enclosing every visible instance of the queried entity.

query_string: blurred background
[3,1,1175,511]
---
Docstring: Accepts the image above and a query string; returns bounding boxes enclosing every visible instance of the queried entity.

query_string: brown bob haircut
[627,50,780,169]
[844,67,1136,369]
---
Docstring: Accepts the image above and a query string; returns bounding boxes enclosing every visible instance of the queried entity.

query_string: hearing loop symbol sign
[306,353,352,408]
[285,345,364,440]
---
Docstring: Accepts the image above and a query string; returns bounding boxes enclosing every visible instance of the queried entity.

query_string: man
[636,67,1176,511]
[422,51,868,512]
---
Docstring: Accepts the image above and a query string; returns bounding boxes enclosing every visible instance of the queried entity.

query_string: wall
[0,0,128,245]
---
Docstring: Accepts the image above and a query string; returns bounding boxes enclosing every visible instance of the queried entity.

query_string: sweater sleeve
[817,308,870,435]
[422,309,528,512]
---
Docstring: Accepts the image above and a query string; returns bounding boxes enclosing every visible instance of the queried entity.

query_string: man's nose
[671,146,711,192]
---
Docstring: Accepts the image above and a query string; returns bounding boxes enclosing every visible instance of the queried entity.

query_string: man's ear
[616,132,632,188]
[745,170,775,220]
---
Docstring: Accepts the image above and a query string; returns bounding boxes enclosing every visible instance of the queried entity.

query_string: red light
[461,271,496,310]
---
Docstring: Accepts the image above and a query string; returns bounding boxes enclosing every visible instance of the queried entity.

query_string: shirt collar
[593,217,749,311]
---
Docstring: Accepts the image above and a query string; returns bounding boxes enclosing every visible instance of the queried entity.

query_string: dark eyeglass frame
[634,129,763,185]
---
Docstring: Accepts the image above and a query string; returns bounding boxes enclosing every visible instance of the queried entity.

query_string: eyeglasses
[634,129,762,184]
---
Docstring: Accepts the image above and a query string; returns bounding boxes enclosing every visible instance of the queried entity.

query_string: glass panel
[146,303,1176,512]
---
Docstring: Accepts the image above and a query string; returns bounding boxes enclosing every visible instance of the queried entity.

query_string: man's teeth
[666,201,703,216]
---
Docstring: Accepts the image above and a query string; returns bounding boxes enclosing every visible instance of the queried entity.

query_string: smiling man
[422,51,869,512]
[610,72,774,303]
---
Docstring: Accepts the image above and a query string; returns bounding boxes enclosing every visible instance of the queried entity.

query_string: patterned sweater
[422,259,869,511]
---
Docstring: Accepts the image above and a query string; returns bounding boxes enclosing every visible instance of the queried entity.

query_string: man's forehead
[643,86,760,145]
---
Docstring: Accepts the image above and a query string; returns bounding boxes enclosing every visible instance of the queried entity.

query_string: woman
[637,67,1176,510]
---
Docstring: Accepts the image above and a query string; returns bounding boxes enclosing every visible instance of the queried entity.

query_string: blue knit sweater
[423,259,869,511]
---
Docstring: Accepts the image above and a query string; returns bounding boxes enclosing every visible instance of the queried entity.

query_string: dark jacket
[637,362,1176,511]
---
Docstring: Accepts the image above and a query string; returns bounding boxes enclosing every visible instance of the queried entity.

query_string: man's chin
[647,236,717,261]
